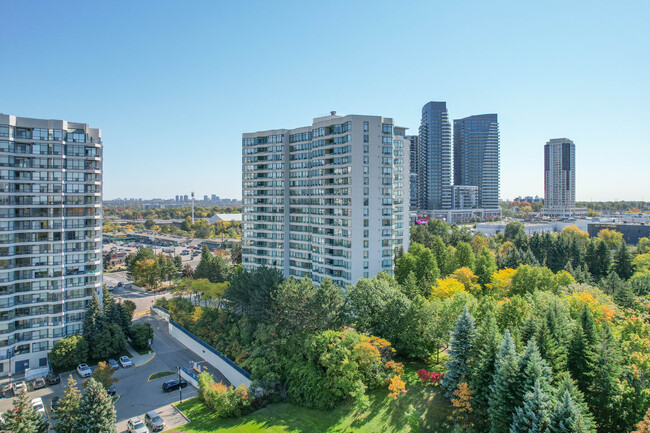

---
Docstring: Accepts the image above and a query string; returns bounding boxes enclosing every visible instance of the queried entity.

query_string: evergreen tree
[500,247,522,270]
[489,330,521,433]
[601,271,624,295]
[76,378,116,433]
[475,247,497,289]
[549,390,590,433]
[2,390,48,433]
[455,242,475,272]
[584,240,599,279]
[431,236,450,276]
[193,245,215,281]
[470,312,501,432]
[613,240,633,280]
[83,291,104,345]
[53,375,81,433]
[442,307,476,398]
[520,248,541,267]
[587,324,623,433]
[520,315,539,346]
[569,238,584,270]
[518,339,553,398]
[537,317,566,374]
[509,380,552,433]
[595,240,611,280]
[401,271,420,299]
[567,307,598,394]
[555,373,597,432]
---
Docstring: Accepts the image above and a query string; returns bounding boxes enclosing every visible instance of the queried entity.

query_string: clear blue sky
[2,1,648,201]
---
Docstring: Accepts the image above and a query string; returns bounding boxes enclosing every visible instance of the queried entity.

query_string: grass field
[171,362,452,433]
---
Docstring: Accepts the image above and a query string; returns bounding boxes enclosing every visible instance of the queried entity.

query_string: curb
[134,352,156,367]
[172,402,191,423]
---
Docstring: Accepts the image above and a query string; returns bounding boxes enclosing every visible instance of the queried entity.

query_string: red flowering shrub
[417,369,444,385]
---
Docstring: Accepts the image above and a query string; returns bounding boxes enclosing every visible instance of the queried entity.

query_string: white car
[31,397,46,416]
[12,381,27,395]
[119,356,133,368]
[77,363,92,377]
[126,416,148,433]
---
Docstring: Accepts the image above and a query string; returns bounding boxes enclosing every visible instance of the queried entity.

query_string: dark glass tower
[417,102,451,210]
[453,114,500,209]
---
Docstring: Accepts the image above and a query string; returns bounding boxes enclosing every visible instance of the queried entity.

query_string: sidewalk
[125,342,156,367]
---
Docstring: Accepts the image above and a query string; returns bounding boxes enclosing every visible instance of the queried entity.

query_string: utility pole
[191,192,195,224]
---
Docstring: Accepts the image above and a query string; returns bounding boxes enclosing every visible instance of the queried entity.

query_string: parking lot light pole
[177,366,183,404]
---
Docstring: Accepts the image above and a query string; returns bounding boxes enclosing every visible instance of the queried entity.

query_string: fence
[151,305,251,388]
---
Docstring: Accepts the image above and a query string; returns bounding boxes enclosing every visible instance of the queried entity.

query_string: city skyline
[2,1,649,201]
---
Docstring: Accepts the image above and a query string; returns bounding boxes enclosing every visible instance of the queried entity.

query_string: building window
[382,124,393,134]
[364,230,369,238]
[364,240,369,248]
[363,251,369,258]
[39,357,48,367]
[363,156,369,164]
[364,177,369,185]
[363,272,369,278]
[363,121,369,132]
[363,219,369,227]
[363,166,369,174]
[363,208,369,216]
[363,135,369,143]
[363,144,369,152]
[364,261,369,269]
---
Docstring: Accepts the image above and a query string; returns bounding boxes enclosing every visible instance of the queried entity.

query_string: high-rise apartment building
[242,112,410,286]
[542,138,585,217]
[453,114,500,209]
[0,114,102,376]
[417,102,452,210]
[406,135,418,210]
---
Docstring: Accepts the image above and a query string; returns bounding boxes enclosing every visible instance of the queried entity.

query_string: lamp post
[177,366,183,404]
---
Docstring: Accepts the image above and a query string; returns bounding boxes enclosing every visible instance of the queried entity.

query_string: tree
[125,247,155,281]
[224,266,284,323]
[567,307,598,395]
[182,263,194,278]
[555,373,597,432]
[455,242,475,271]
[632,408,650,433]
[475,247,497,289]
[430,277,467,299]
[489,330,521,433]
[87,361,119,391]
[133,258,159,288]
[451,382,474,430]
[192,219,212,238]
[598,228,623,249]
[2,390,48,433]
[518,339,553,398]
[451,267,481,295]
[144,217,155,229]
[172,254,183,273]
[231,242,242,265]
[510,380,552,433]
[180,215,193,232]
[83,292,103,342]
[504,221,526,241]
[613,240,634,280]
[90,322,126,359]
[76,378,117,433]
[594,240,612,280]
[130,323,154,350]
[49,334,89,371]
[52,375,82,433]
[442,307,476,398]
[549,390,591,433]
[470,311,501,432]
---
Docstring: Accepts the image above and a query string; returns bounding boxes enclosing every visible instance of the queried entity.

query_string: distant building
[211,194,218,201]
[406,135,418,210]
[453,114,500,209]
[203,195,208,201]
[417,102,452,210]
[587,223,650,245]
[207,213,242,224]
[452,185,479,210]
[183,194,189,202]
[542,138,586,217]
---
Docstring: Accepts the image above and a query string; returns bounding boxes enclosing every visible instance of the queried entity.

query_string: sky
[1,1,649,201]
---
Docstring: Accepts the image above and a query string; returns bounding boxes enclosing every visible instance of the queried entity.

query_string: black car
[50,396,61,411]
[45,373,61,386]
[161,379,188,392]
[107,385,117,396]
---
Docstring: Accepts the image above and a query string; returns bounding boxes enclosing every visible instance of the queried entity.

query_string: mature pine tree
[76,378,117,433]
[518,339,553,398]
[613,240,634,280]
[53,375,81,433]
[587,324,623,433]
[509,380,552,433]
[489,330,521,433]
[549,390,590,433]
[442,307,476,398]
[470,312,502,432]
[567,307,598,394]
[2,390,48,433]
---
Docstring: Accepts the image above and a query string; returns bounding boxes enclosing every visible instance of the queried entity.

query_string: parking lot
[0,313,226,432]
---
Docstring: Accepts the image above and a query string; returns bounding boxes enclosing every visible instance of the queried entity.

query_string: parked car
[107,385,117,396]
[161,379,188,392]
[126,416,148,433]
[1,383,13,398]
[31,397,46,416]
[50,396,61,411]
[32,376,46,390]
[45,372,60,385]
[77,363,92,378]
[107,358,119,370]
[144,410,166,432]
[12,381,27,395]
[180,250,190,255]
[119,356,133,368]
[107,285,115,291]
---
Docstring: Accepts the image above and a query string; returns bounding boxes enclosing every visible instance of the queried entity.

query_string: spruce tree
[595,240,611,280]
[53,375,81,433]
[489,330,521,433]
[82,291,104,343]
[442,307,476,398]
[470,312,501,432]
[520,315,539,346]
[475,247,497,288]
[537,318,566,374]
[549,390,589,433]
[509,380,552,433]
[613,240,633,280]
[587,324,623,433]
[555,372,597,432]
[567,307,598,394]
[76,378,116,433]
[518,339,553,398]
[614,281,635,308]
[2,390,48,433]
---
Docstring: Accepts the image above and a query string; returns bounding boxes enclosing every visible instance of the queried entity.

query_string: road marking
[135,352,157,367]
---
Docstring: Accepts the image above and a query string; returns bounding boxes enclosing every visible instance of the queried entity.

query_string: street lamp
[177,366,183,404]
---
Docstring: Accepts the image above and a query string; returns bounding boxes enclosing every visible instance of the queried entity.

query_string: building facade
[417,102,451,210]
[453,114,500,209]
[0,114,102,376]
[542,138,586,217]
[242,113,410,286]
[406,135,418,210]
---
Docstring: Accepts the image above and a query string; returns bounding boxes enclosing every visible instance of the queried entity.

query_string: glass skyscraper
[417,102,451,210]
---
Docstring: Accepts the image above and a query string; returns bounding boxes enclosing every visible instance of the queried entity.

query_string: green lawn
[171,363,452,433]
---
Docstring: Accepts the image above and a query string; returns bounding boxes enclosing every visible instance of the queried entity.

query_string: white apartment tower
[242,112,410,286]
[0,114,102,376]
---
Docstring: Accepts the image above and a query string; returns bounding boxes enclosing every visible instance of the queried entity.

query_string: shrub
[130,323,154,350]
[49,335,89,372]
[416,369,444,385]
[198,371,252,417]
